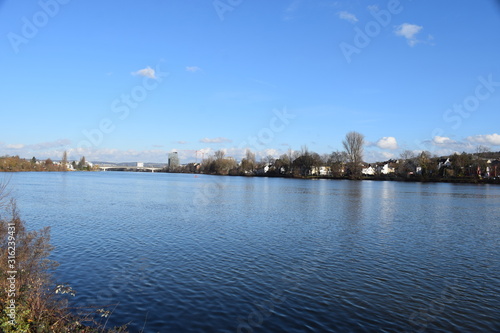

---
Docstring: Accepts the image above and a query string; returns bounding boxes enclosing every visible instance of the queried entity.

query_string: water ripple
[6,172,500,332]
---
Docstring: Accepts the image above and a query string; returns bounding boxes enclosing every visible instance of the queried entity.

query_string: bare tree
[287,148,294,163]
[329,150,347,177]
[61,151,68,171]
[292,146,309,176]
[400,150,415,160]
[77,156,86,170]
[241,149,256,173]
[476,145,490,155]
[418,151,432,177]
[301,145,310,157]
[451,152,473,177]
[342,131,365,178]
[275,153,291,175]
[214,150,225,160]
[245,149,256,164]
[398,150,416,177]
[264,155,275,165]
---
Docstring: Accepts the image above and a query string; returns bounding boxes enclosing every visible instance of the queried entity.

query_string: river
[5,172,500,332]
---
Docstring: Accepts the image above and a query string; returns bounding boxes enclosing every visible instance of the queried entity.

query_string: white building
[379,163,395,175]
[311,166,330,176]
[362,165,376,176]
[437,158,452,170]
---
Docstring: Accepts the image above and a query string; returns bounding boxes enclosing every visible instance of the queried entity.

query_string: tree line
[171,131,367,179]
[168,131,500,182]
[0,152,95,172]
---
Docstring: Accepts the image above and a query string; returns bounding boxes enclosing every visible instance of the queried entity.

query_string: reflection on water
[6,172,500,332]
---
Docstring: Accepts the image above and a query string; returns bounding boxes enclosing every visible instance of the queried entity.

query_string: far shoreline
[3,169,499,185]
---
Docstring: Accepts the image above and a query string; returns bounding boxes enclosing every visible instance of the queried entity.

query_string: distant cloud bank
[467,133,500,146]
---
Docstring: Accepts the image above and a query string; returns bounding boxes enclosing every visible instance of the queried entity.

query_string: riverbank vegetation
[0,183,126,332]
[0,153,97,172]
[2,132,499,184]
[169,132,500,184]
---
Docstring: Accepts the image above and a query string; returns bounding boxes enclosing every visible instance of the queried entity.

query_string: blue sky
[1,0,500,163]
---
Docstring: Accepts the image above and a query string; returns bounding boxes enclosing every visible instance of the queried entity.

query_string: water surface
[6,172,500,332]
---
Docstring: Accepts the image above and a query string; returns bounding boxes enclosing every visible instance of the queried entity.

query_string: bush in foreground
[0,193,127,332]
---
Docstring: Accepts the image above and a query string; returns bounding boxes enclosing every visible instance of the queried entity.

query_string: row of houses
[473,159,499,178]
[181,153,500,179]
[34,160,94,170]
[268,157,500,178]
[360,161,397,176]
[360,158,500,178]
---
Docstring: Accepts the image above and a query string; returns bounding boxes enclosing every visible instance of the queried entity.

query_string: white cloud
[186,66,201,73]
[432,136,455,145]
[30,139,71,150]
[394,23,423,46]
[381,151,395,159]
[376,137,398,150]
[196,148,212,155]
[424,134,500,153]
[5,144,25,149]
[367,5,379,12]
[260,148,280,159]
[1,139,71,152]
[466,133,500,146]
[364,150,395,163]
[67,148,169,163]
[425,136,477,155]
[338,11,358,23]
[131,66,156,79]
[199,137,232,144]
